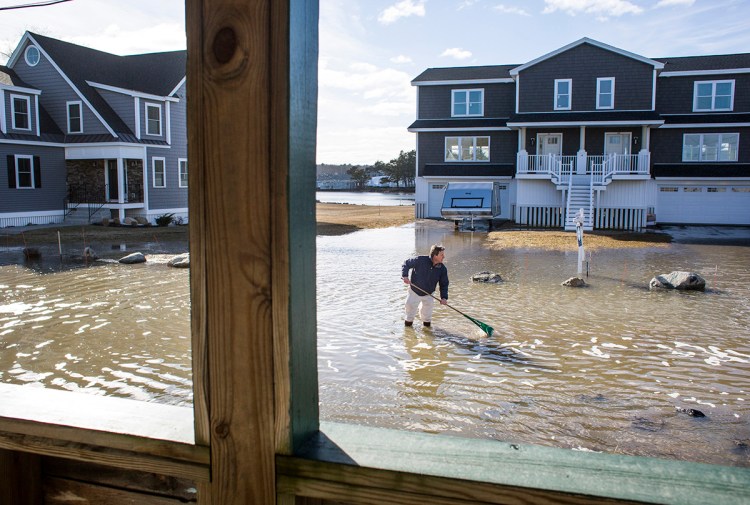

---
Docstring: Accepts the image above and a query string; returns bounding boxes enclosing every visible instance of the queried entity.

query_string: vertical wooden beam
[0,449,41,505]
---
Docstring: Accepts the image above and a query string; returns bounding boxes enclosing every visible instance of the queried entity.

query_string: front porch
[517,152,651,185]
[65,159,145,223]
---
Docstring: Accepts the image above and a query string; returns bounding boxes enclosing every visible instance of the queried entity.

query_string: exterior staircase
[564,175,593,231]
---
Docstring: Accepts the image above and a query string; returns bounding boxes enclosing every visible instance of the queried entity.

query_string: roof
[412,65,516,84]
[408,118,509,130]
[655,53,750,73]
[0,65,36,90]
[508,111,663,127]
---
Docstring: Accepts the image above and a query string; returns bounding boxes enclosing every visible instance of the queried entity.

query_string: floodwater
[1,223,749,467]
[316,190,415,206]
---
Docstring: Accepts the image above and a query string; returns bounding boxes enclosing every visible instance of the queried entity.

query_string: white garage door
[657,185,750,225]
[428,183,447,218]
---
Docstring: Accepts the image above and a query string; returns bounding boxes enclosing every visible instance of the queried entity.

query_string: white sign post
[573,208,585,275]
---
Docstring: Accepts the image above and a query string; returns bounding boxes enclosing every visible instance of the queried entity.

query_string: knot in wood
[214,422,230,438]
[212,27,237,65]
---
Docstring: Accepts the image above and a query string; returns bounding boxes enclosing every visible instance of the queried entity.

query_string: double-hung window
[597,77,615,109]
[451,89,483,117]
[445,136,490,161]
[682,133,739,162]
[152,157,166,187]
[10,155,36,189]
[11,95,31,130]
[178,158,188,188]
[693,80,734,111]
[554,79,571,110]
[67,101,83,133]
[146,103,162,136]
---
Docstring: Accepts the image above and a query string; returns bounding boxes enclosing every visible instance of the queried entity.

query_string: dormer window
[554,79,571,110]
[24,45,40,67]
[596,77,615,109]
[145,103,162,136]
[67,101,82,133]
[11,95,31,131]
[451,89,483,117]
[693,80,734,112]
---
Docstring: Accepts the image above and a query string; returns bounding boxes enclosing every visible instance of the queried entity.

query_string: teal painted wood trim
[298,421,750,505]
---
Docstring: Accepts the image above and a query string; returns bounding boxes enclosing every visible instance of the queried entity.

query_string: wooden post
[0,449,41,505]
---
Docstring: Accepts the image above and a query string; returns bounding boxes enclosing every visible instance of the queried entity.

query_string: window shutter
[33,156,41,188]
[7,155,15,188]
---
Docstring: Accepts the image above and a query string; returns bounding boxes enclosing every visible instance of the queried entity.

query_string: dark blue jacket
[401,255,449,299]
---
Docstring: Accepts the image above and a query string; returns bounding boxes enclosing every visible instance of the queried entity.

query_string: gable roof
[412,65,517,85]
[509,37,664,76]
[655,53,750,75]
[0,65,36,90]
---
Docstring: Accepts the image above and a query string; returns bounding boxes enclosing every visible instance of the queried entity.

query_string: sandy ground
[486,228,672,251]
[316,202,414,235]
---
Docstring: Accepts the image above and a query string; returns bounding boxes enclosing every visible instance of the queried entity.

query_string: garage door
[657,185,750,225]
[428,183,447,218]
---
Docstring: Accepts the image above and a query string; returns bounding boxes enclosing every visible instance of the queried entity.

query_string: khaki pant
[404,288,434,323]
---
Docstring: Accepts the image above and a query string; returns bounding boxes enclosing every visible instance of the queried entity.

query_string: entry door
[106,160,119,201]
[537,133,562,172]
[605,133,632,173]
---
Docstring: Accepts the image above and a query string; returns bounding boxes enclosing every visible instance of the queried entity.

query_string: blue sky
[1,0,749,164]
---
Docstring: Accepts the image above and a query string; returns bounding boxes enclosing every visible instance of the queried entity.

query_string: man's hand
[440,298,448,305]
[402,277,411,285]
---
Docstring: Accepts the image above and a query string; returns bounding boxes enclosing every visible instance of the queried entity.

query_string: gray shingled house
[409,37,750,230]
[1,32,187,228]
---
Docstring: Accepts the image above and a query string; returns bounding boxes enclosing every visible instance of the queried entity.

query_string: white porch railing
[518,152,650,184]
[518,154,577,183]
[588,153,650,183]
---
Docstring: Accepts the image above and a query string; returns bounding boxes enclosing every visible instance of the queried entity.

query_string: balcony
[517,152,650,185]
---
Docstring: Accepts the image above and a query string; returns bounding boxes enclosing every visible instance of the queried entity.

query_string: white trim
[412,78,514,86]
[0,89,5,134]
[145,103,163,136]
[152,156,166,188]
[178,158,188,188]
[24,44,40,66]
[408,127,510,132]
[444,135,491,162]
[0,210,64,228]
[451,88,484,117]
[134,97,141,139]
[66,100,83,133]
[693,79,734,112]
[0,83,41,95]
[0,138,66,147]
[34,94,40,136]
[596,77,615,110]
[509,37,664,76]
[508,120,664,127]
[659,123,750,128]
[660,68,750,77]
[0,209,62,219]
[682,132,739,162]
[554,79,571,111]
[165,101,171,145]
[168,77,187,97]
[11,34,119,138]
[9,93,31,131]
[515,75,520,115]
[652,69,657,110]
[14,154,35,189]
[142,146,149,211]
[86,81,180,102]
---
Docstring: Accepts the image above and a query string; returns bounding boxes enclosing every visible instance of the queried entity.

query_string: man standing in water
[401,244,449,327]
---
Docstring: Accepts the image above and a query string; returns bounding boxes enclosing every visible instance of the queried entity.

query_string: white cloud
[654,0,695,7]
[542,0,643,17]
[317,126,415,165]
[391,54,413,64]
[441,47,472,59]
[458,0,480,10]
[378,0,427,24]
[494,4,531,16]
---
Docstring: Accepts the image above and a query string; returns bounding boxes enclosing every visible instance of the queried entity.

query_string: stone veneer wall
[66,160,105,202]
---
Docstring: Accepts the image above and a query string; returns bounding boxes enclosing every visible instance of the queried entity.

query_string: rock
[83,246,98,260]
[135,216,149,225]
[562,277,586,287]
[119,252,146,264]
[675,406,706,418]
[123,217,138,226]
[472,271,502,283]
[168,253,190,268]
[649,271,706,291]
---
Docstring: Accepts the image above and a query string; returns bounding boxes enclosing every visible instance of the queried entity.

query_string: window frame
[14,154,34,189]
[451,88,484,117]
[444,136,490,162]
[596,77,615,109]
[67,100,83,133]
[682,132,739,162]
[152,157,166,188]
[145,103,163,136]
[554,79,572,110]
[693,79,734,112]
[24,45,40,66]
[178,158,188,188]
[10,94,31,131]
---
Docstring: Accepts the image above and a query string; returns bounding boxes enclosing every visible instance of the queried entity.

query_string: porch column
[117,158,126,221]
[519,127,526,152]
[640,125,650,152]
[639,126,651,174]
[577,126,587,174]
[517,127,528,174]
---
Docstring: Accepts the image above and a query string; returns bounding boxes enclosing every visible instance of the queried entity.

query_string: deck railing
[518,152,650,184]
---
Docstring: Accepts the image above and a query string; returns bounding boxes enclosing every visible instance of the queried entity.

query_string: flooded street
[1,222,749,466]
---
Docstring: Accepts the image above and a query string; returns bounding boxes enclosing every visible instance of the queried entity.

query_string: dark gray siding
[5,91,37,134]
[416,130,517,177]
[97,89,135,132]
[140,99,168,141]
[418,83,515,119]
[651,126,750,165]
[522,128,580,155]
[13,41,110,135]
[0,143,66,212]
[656,73,750,114]
[145,84,187,211]
[518,43,654,112]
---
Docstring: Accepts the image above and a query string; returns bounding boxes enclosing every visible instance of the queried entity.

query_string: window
[707,187,726,193]
[145,103,162,136]
[683,187,702,192]
[67,101,82,133]
[554,79,571,110]
[451,89,483,117]
[445,136,490,161]
[11,95,31,130]
[178,158,188,188]
[693,80,734,111]
[597,77,614,109]
[152,157,166,187]
[659,187,678,192]
[733,187,750,193]
[24,45,40,66]
[7,155,40,189]
[682,133,739,162]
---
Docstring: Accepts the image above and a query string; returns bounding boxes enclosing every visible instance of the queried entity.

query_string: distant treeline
[317,150,416,189]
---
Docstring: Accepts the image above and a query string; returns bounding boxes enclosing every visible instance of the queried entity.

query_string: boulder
[649,271,705,291]
[472,271,502,283]
[123,217,138,226]
[168,253,190,269]
[562,277,586,287]
[119,252,146,264]
[675,406,706,418]
[135,216,149,225]
[83,246,98,261]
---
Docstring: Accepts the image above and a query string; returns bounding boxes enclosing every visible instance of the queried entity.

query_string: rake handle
[408,282,462,316]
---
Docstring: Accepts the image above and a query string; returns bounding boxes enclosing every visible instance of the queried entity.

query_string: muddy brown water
[1,223,749,467]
